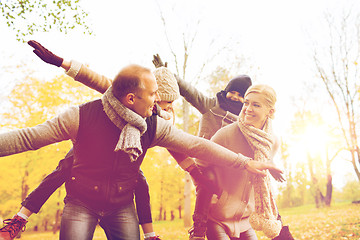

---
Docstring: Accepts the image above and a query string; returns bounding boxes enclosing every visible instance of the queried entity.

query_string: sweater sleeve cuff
[234,154,251,168]
[179,157,196,171]
[65,60,82,78]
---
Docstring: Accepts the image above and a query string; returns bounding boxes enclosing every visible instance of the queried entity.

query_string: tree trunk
[53,209,61,234]
[178,204,182,219]
[171,210,175,221]
[178,186,182,219]
[158,206,163,221]
[44,219,48,231]
[324,150,333,206]
[325,174,332,206]
[183,100,192,227]
[159,179,164,220]
[308,154,325,208]
[313,182,322,208]
[183,173,192,227]
[21,171,29,201]
[53,199,61,234]
[351,148,360,182]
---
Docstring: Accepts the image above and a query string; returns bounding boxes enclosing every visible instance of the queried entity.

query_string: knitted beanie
[153,67,180,102]
[224,75,252,97]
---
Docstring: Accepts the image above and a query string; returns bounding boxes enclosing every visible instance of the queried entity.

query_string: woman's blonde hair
[244,84,277,118]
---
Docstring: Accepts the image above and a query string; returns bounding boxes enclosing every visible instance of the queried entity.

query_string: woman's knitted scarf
[238,118,282,238]
[101,87,147,162]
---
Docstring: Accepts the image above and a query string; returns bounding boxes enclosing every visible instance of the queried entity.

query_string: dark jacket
[66,99,156,210]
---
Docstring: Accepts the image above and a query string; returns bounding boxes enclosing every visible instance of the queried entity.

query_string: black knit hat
[224,75,252,97]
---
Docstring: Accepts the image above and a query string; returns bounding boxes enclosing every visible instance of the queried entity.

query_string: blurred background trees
[0,67,100,231]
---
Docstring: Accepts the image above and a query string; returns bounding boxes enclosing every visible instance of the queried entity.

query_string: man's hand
[245,161,283,177]
[152,54,167,68]
[28,40,63,67]
[269,168,286,182]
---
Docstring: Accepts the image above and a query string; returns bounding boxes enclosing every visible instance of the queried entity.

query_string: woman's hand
[152,54,167,68]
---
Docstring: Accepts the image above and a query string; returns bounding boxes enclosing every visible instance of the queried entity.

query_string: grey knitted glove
[28,40,63,67]
[152,54,167,68]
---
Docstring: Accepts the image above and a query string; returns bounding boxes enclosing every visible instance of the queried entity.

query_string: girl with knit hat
[151,67,180,123]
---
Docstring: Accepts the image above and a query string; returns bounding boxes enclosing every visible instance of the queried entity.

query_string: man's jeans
[206,220,257,240]
[59,198,140,240]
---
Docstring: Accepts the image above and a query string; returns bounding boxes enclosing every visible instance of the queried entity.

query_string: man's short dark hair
[112,64,152,99]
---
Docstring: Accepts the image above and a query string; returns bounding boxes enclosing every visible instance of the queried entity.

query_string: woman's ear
[268,108,275,119]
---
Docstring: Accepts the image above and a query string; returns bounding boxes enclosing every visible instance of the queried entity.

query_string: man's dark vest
[65,99,156,210]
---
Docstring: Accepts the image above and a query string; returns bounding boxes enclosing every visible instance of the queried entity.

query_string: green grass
[18,202,360,239]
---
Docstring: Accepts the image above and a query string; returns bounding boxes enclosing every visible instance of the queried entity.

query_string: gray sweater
[0,102,249,169]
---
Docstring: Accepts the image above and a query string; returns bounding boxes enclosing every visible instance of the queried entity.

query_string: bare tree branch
[313,9,360,181]
[155,1,180,75]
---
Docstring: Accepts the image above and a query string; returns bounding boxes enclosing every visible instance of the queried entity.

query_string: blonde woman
[195,85,293,240]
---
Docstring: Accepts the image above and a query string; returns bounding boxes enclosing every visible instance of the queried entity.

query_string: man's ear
[124,93,136,106]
